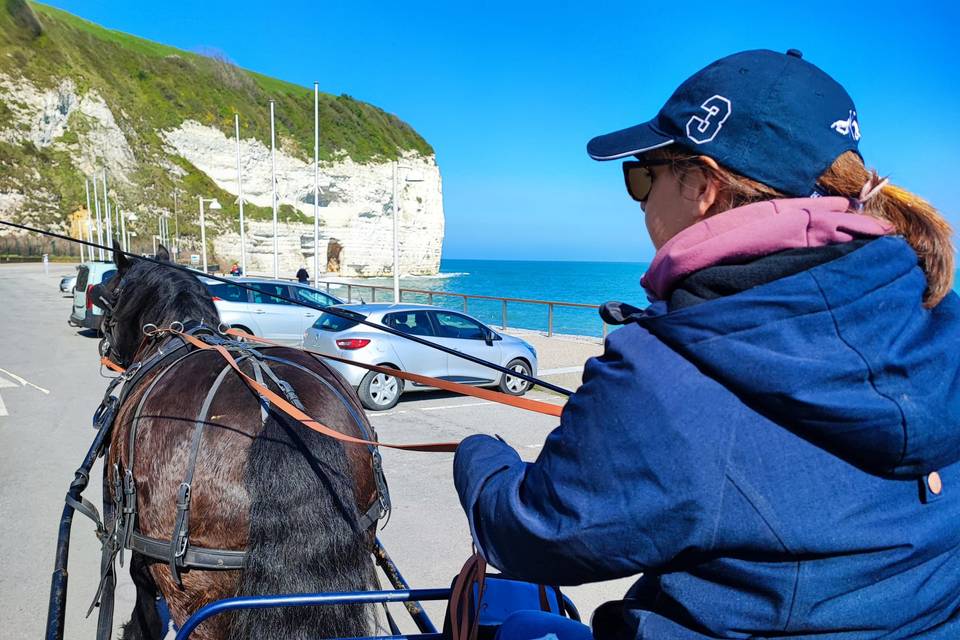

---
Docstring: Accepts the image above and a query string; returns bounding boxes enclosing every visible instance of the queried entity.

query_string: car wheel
[358,369,403,411]
[499,358,532,396]
[230,325,254,342]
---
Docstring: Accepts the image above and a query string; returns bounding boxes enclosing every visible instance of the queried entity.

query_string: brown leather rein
[101,325,566,455]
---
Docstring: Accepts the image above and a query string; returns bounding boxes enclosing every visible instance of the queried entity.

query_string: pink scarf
[641,197,893,300]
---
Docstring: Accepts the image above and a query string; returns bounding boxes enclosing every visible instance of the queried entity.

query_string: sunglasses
[621,159,673,202]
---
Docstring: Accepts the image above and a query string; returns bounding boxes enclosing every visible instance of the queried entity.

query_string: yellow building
[68,207,90,241]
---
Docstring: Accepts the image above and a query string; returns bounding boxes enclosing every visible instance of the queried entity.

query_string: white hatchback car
[199,277,344,346]
[303,303,539,410]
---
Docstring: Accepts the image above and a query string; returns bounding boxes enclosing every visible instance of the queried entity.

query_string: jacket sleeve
[453,324,727,586]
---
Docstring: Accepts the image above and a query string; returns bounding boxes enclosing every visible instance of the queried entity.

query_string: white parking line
[0,368,50,394]
[421,401,491,412]
[538,366,584,376]
[369,401,494,417]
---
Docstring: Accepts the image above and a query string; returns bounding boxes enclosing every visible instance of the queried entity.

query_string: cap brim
[586,121,673,161]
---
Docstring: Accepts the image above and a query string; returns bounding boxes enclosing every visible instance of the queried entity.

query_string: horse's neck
[129,300,213,361]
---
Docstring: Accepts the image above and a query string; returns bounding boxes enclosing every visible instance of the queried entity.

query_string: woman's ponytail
[818,152,954,308]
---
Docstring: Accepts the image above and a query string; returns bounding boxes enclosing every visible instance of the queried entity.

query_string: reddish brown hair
[650,148,955,307]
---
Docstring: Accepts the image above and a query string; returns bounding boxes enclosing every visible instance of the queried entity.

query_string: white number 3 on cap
[686,95,732,144]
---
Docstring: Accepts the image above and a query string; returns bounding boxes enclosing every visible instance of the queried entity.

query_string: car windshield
[313,310,366,332]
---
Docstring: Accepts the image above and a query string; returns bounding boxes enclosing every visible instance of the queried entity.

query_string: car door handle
[304,313,316,318]
[254,309,266,314]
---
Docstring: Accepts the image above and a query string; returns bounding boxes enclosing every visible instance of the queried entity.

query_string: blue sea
[328,259,652,338]
[325,256,960,338]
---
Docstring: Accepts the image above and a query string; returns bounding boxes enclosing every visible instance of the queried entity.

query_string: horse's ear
[157,243,170,262]
[113,238,131,270]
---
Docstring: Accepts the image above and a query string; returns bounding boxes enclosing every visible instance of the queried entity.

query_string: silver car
[303,303,539,411]
[199,277,344,346]
[59,271,77,294]
[69,261,118,331]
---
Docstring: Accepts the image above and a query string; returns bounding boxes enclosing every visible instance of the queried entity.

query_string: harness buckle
[121,361,142,381]
[372,451,392,521]
[176,482,191,508]
[174,533,189,559]
[173,482,192,559]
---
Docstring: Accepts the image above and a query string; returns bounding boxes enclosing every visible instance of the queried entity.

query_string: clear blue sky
[44,1,960,262]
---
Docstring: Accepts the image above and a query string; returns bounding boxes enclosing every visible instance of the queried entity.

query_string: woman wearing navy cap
[454,49,960,638]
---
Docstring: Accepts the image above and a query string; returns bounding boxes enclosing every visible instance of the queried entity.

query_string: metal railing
[318,280,608,339]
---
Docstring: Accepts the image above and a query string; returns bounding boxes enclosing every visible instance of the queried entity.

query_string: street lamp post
[269,100,279,279]
[391,162,425,302]
[198,196,222,274]
[173,189,180,258]
[119,208,127,252]
[234,114,247,277]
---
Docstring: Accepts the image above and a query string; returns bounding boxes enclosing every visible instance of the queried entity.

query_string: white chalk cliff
[0,72,445,277]
[161,121,444,277]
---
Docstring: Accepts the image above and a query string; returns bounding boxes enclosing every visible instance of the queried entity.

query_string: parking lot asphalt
[0,262,632,637]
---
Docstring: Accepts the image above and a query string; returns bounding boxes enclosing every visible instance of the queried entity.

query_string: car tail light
[211,296,222,301]
[85,284,94,311]
[336,338,370,350]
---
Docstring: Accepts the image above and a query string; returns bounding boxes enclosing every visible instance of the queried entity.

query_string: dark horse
[97,243,382,640]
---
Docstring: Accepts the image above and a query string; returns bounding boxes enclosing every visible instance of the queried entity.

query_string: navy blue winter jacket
[454,237,960,638]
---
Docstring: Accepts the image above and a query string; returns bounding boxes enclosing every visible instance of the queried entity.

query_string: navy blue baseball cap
[586,49,862,197]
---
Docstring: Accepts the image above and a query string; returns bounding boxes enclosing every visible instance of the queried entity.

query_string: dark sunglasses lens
[626,167,652,202]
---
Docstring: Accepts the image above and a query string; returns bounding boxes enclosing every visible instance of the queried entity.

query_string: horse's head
[93,239,218,368]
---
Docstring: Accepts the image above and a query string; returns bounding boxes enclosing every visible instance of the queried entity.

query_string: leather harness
[76,322,391,639]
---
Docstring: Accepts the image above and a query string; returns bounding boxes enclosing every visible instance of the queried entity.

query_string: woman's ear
[696,156,721,217]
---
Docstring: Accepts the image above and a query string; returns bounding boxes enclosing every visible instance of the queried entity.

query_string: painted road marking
[538,366,583,376]
[0,375,15,417]
[0,369,51,418]
[369,401,494,418]
[0,368,50,394]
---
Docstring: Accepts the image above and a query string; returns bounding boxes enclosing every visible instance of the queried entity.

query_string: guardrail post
[548,303,554,337]
[463,296,468,313]
[501,300,507,329]
[428,292,434,306]
[325,282,331,293]
[398,288,403,303]
[347,284,353,303]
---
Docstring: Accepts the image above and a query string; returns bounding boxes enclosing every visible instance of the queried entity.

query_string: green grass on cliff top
[0,0,433,163]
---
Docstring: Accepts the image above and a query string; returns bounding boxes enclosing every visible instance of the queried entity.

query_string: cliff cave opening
[326,239,342,273]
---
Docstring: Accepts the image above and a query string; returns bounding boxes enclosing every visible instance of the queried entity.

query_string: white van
[69,261,117,332]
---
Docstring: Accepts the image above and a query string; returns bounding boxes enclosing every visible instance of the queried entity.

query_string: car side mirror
[484,331,494,347]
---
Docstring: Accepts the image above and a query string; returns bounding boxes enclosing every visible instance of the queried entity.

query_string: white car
[200,277,344,346]
[69,261,118,332]
[304,303,539,410]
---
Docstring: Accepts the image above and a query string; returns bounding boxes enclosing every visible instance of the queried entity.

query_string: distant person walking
[229,262,242,277]
[295,266,309,284]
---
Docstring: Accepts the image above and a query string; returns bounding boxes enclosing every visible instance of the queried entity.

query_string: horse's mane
[112,258,219,361]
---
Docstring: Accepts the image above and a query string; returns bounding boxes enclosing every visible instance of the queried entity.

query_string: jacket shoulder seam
[808,270,909,466]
